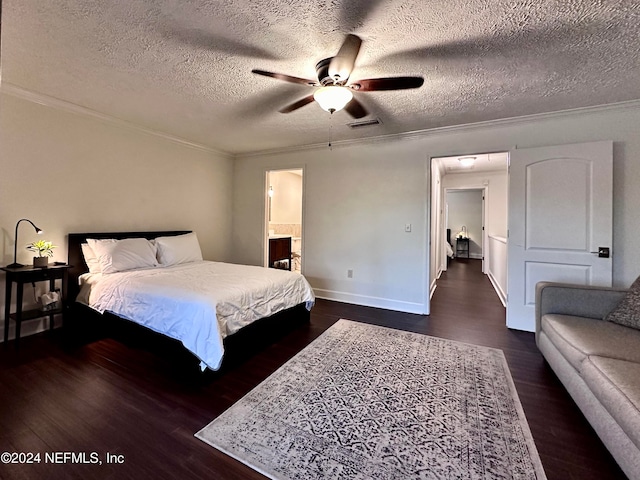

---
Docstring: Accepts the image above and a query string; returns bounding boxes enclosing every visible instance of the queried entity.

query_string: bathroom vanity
[268,236,292,270]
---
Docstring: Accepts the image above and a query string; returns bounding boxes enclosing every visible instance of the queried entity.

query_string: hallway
[430,258,507,345]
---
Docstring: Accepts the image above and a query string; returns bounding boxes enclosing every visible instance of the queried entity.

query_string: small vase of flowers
[27,240,56,267]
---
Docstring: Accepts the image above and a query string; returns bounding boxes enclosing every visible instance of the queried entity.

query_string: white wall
[233,103,640,315]
[488,235,508,305]
[0,92,234,339]
[447,189,484,258]
[233,140,429,313]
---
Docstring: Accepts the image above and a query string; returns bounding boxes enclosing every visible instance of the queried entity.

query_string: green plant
[26,240,56,257]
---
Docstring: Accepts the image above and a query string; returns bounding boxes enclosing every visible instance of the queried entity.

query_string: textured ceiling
[2,0,640,154]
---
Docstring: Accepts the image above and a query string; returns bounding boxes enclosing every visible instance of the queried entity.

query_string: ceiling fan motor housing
[316,57,341,86]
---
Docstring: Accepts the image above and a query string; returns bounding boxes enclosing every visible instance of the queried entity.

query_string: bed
[67,231,315,371]
[446,228,455,259]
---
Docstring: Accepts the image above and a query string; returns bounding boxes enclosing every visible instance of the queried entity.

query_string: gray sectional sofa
[535,281,640,479]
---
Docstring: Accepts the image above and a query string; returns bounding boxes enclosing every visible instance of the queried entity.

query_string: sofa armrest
[535,282,627,343]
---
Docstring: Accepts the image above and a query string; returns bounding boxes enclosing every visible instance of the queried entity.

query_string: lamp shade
[313,86,353,113]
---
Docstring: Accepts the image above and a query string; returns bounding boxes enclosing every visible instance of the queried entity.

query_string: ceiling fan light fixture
[313,86,353,113]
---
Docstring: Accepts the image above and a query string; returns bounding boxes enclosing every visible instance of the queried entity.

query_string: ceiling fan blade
[328,34,362,83]
[233,85,306,120]
[344,97,368,119]
[252,69,318,86]
[378,20,615,64]
[352,77,424,91]
[279,95,316,113]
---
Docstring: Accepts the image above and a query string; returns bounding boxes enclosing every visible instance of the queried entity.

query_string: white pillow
[87,237,158,274]
[155,232,203,266]
[81,242,104,274]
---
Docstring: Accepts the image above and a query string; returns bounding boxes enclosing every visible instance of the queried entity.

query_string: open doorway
[446,188,485,263]
[264,169,304,273]
[430,152,509,307]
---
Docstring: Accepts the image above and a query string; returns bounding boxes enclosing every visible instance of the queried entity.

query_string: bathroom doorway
[264,169,304,273]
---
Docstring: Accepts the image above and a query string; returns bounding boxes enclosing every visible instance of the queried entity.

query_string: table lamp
[7,218,43,268]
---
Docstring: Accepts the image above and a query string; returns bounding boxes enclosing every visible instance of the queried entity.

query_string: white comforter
[78,261,315,370]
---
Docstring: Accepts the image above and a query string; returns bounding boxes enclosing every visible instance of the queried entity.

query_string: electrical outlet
[347,269,353,278]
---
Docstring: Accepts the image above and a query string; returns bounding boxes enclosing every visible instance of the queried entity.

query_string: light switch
[405,223,412,233]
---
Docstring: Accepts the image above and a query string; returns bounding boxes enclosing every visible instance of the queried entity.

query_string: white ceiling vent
[347,118,382,129]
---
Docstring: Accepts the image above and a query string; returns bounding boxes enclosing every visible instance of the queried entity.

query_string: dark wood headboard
[67,230,191,301]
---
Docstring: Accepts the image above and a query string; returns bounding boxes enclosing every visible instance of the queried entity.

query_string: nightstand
[1,264,71,347]
[456,237,470,259]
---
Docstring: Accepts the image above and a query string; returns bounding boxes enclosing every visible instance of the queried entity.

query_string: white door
[507,141,613,331]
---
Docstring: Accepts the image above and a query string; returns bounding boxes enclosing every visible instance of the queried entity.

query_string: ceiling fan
[252,34,424,119]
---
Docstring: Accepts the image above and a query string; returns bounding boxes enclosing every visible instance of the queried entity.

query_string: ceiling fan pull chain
[328,114,333,150]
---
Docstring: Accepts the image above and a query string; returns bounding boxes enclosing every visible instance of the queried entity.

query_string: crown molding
[239,98,640,158]
[0,82,233,159]
[4,81,639,160]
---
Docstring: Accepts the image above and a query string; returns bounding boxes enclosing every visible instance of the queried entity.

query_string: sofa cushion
[582,355,640,450]
[541,314,640,371]
[606,275,640,330]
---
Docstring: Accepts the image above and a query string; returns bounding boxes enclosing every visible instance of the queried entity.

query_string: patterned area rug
[196,319,546,479]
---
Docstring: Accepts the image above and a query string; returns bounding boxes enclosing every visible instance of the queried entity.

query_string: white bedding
[446,241,454,258]
[77,261,315,371]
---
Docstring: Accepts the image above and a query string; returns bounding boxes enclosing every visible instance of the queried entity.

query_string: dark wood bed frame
[66,230,311,371]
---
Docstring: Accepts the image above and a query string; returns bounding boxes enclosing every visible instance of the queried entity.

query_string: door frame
[263,167,306,273]
[444,186,487,269]
[428,151,508,317]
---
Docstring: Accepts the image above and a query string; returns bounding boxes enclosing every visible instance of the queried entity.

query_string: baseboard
[314,289,426,314]
[487,272,507,307]
[430,278,437,299]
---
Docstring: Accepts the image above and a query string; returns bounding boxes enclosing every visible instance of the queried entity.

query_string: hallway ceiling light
[458,156,476,168]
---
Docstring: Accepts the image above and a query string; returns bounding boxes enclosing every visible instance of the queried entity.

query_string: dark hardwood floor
[0,259,626,479]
